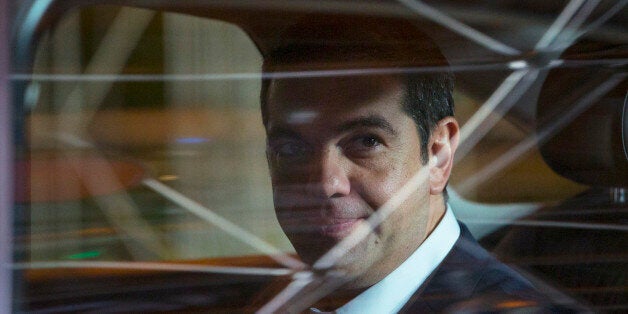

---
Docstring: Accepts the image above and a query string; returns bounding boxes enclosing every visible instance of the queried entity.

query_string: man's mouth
[320,218,363,238]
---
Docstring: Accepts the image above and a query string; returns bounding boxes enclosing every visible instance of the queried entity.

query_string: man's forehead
[266,77,406,136]
[266,74,404,121]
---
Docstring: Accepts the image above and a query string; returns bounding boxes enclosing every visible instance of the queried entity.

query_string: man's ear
[428,117,459,195]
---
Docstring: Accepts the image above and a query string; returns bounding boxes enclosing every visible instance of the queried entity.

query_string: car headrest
[536,44,627,187]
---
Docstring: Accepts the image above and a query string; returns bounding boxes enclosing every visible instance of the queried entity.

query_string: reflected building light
[496,300,537,310]
[288,111,318,124]
[24,82,40,110]
[55,132,94,148]
[158,174,179,182]
[508,60,528,70]
[548,59,564,68]
[175,137,211,144]
[65,250,102,260]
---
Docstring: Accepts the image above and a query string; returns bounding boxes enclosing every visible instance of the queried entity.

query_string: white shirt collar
[332,205,460,314]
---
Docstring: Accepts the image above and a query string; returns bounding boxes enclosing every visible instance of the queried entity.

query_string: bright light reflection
[288,111,318,124]
[508,60,528,70]
[175,137,211,144]
[158,175,179,182]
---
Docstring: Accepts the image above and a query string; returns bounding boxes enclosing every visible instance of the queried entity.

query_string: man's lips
[320,218,363,238]
[274,202,371,238]
[278,215,366,239]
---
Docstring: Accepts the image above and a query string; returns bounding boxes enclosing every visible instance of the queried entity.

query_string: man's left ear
[428,117,460,195]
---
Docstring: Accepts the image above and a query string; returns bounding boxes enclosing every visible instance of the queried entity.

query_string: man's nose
[313,148,351,198]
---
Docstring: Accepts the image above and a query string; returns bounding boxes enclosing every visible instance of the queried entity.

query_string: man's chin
[295,246,363,276]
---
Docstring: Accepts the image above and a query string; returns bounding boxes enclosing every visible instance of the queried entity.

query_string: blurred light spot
[288,111,317,124]
[497,300,536,309]
[66,251,101,260]
[176,137,210,144]
[549,59,564,67]
[24,82,40,110]
[508,60,528,70]
[55,132,93,148]
[23,1,54,45]
[159,174,179,182]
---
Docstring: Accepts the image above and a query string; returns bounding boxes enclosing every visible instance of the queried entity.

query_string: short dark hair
[260,17,454,164]
[401,72,454,163]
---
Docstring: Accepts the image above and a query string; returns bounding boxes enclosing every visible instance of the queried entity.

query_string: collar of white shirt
[321,205,460,314]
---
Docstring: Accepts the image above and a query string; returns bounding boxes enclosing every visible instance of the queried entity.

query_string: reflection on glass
[26,7,291,264]
[12,2,627,313]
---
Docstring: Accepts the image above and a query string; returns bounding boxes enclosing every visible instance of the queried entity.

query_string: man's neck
[426,194,447,239]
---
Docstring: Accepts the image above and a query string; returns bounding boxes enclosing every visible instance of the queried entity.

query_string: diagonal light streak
[85,177,170,260]
[51,133,166,259]
[259,270,360,313]
[456,69,539,161]
[396,0,521,56]
[256,264,343,313]
[53,132,304,267]
[45,8,164,260]
[536,0,627,54]
[142,178,306,270]
[58,7,156,112]
[545,0,601,51]
[457,73,626,193]
[280,271,349,313]
[535,0,593,50]
[52,134,170,260]
[256,271,330,314]
[463,0,627,201]
[13,260,293,276]
[559,0,601,35]
[575,0,628,39]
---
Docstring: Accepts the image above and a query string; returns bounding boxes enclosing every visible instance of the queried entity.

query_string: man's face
[265,75,432,288]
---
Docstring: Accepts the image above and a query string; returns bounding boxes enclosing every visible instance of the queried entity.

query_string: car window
[8,1,627,313]
[24,5,290,262]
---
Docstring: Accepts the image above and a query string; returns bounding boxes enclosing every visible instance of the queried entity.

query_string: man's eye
[360,136,381,148]
[344,135,383,155]
[272,141,308,160]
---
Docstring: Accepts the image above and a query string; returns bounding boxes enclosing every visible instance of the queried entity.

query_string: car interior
[5,0,627,312]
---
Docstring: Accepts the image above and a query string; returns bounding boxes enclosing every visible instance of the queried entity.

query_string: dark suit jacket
[400,223,583,313]
[251,223,587,313]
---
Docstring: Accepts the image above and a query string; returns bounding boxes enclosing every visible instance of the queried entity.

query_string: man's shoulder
[401,222,581,313]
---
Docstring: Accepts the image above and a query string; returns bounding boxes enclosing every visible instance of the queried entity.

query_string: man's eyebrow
[266,126,301,140]
[336,115,398,136]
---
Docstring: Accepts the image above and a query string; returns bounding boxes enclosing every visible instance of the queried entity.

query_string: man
[259,18,572,313]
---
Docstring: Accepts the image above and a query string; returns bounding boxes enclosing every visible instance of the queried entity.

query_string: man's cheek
[272,189,321,209]
[362,175,401,203]
[382,166,429,194]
